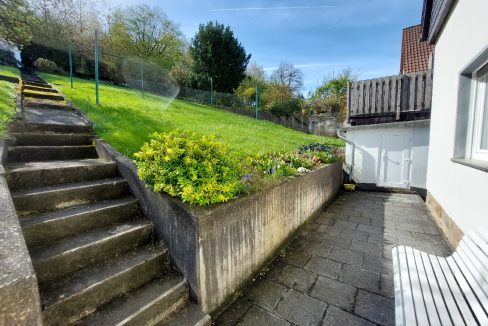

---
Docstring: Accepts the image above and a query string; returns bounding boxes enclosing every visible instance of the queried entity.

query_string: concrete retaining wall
[0,139,42,325]
[218,107,342,137]
[96,140,342,313]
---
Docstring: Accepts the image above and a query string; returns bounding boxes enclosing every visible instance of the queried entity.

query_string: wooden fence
[347,70,433,123]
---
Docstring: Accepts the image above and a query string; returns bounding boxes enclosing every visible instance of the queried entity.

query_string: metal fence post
[94,29,99,105]
[140,63,144,97]
[210,77,213,105]
[255,85,259,119]
[68,45,73,88]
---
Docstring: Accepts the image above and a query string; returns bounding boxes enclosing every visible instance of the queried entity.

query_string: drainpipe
[336,128,355,183]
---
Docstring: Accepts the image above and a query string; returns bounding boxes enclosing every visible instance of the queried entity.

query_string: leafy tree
[235,61,267,108]
[190,21,251,92]
[270,62,303,93]
[263,82,302,116]
[313,67,357,100]
[108,5,186,69]
[0,0,34,46]
[311,68,358,117]
[246,61,265,81]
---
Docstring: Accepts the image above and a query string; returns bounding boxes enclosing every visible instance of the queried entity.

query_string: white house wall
[345,125,429,189]
[426,0,488,233]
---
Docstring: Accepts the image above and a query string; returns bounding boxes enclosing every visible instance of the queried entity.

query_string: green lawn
[0,65,20,78]
[0,80,17,136]
[42,73,343,157]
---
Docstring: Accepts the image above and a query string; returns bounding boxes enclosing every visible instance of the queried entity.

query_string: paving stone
[303,241,333,258]
[339,264,380,293]
[238,305,290,326]
[275,290,327,326]
[332,220,358,230]
[304,256,342,279]
[321,235,352,250]
[328,247,363,267]
[357,223,383,235]
[367,233,387,245]
[323,306,374,326]
[216,192,451,326]
[380,274,394,298]
[216,295,253,326]
[276,265,317,293]
[249,280,287,310]
[363,255,392,275]
[340,229,369,242]
[279,249,312,268]
[355,290,394,325]
[310,276,356,310]
[350,240,383,257]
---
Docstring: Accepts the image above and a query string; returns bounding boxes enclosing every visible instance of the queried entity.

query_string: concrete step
[23,85,58,93]
[20,197,139,249]
[6,159,116,191]
[23,91,65,101]
[8,145,97,162]
[12,178,129,216]
[10,132,93,146]
[23,101,71,111]
[24,81,50,88]
[159,304,211,326]
[9,121,91,134]
[77,274,188,326]
[31,219,154,283]
[41,245,168,325]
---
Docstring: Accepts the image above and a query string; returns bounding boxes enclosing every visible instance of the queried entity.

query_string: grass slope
[0,80,17,136]
[0,65,20,78]
[42,73,343,157]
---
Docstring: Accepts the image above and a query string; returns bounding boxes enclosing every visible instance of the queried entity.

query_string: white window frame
[468,63,488,161]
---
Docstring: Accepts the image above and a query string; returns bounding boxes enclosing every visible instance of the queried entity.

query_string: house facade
[422,0,488,247]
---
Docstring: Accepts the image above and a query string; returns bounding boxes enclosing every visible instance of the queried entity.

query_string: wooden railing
[347,70,432,124]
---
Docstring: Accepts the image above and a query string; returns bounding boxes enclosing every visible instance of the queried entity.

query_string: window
[470,63,488,161]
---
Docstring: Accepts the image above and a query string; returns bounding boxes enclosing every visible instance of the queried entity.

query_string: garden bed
[96,140,342,314]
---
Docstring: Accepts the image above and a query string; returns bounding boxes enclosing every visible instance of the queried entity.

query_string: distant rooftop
[400,25,435,74]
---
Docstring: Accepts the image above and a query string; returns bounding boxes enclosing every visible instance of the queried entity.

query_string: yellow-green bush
[134,130,247,206]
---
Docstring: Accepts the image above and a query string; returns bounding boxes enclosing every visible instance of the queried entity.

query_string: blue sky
[111,0,424,93]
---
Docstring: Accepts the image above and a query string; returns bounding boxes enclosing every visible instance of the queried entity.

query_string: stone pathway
[216,191,451,326]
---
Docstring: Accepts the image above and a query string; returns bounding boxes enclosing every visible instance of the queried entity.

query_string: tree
[190,21,251,92]
[270,62,303,93]
[108,5,186,69]
[313,67,358,100]
[0,0,34,46]
[246,61,265,81]
[112,5,185,68]
[311,68,358,117]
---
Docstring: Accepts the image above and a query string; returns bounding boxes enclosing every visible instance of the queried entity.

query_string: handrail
[336,128,355,183]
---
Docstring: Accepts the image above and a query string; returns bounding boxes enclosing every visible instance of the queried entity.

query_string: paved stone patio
[215,191,452,326]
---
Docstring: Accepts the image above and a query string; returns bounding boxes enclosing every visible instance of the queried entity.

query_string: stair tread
[30,219,152,265]
[159,304,211,326]
[41,244,167,309]
[9,144,95,149]
[6,159,113,173]
[20,196,138,228]
[9,131,93,136]
[77,274,186,325]
[12,177,126,197]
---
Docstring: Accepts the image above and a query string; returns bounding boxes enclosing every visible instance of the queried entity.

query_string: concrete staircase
[4,70,210,325]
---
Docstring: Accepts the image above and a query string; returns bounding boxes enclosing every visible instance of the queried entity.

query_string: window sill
[451,158,488,173]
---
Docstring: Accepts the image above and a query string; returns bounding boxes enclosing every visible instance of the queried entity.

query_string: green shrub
[134,130,247,206]
[248,150,337,177]
[34,58,61,74]
[299,142,332,153]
